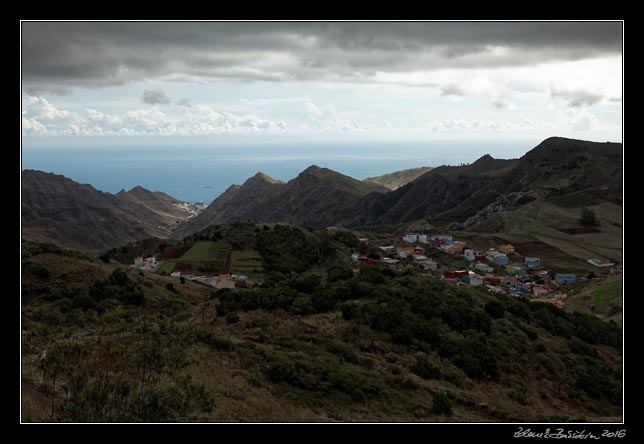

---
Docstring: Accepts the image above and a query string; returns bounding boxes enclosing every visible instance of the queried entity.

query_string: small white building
[587,258,615,267]
[417,234,428,244]
[475,262,494,273]
[419,260,438,270]
[469,274,483,286]
[464,249,476,261]
[170,271,181,277]
[486,285,504,293]
[403,234,419,243]
[379,245,395,252]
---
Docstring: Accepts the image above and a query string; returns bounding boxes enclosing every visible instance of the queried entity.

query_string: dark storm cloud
[550,87,605,107]
[21,21,622,91]
[142,88,171,105]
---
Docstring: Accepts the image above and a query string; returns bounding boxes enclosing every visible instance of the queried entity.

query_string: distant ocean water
[21,141,534,204]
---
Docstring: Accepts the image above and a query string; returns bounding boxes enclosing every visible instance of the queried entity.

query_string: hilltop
[364,166,434,190]
[173,166,389,237]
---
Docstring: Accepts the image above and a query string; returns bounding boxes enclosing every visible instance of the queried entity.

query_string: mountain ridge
[22,170,197,253]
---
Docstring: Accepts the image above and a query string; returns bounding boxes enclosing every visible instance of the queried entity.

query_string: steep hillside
[22,170,196,253]
[345,155,517,227]
[436,137,622,223]
[173,166,389,237]
[364,166,434,190]
[173,172,286,238]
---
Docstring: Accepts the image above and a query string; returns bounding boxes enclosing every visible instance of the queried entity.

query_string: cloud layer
[22,22,622,92]
[22,96,287,136]
[22,94,617,138]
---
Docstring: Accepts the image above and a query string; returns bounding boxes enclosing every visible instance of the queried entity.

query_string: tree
[579,208,600,227]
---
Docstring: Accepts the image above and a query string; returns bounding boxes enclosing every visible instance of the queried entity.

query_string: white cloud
[562,109,607,131]
[22,96,289,136]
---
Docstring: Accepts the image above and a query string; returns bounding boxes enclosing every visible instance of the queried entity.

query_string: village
[348,231,618,309]
[129,227,618,310]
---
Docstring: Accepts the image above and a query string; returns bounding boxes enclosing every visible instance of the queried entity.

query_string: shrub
[226,312,240,324]
[327,266,354,283]
[196,330,234,351]
[579,207,600,227]
[432,390,452,415]
[29,264,51,280]
[411,357,441,380]
[485,300,506,319]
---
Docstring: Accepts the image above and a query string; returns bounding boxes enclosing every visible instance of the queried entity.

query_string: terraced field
[230,250,264,280]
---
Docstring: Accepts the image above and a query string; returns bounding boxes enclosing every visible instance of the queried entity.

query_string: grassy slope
[479,197,621,267]
[364,167,434,190]
[566,275,623,324]
[179,241,222,261]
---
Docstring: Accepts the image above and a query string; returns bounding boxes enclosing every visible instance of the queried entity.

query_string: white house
[469,274,483,286]
[170,271,181,277]
[417,234,428,243]
[587,258,615,267]
[475,262,493,273]
[403,234,418,243]
[464,249,476,261]
[420,260,438,270]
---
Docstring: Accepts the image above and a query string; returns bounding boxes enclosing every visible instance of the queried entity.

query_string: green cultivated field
[157,241,225,275]
[180,241,221,261]
[157,260,177,274]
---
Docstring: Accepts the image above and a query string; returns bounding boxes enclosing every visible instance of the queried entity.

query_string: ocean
[21,140,534,204]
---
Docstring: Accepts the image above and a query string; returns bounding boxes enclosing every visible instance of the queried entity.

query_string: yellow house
[498,244,515,254]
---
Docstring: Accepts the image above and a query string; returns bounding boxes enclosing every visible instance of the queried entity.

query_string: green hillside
[22,237,622,422]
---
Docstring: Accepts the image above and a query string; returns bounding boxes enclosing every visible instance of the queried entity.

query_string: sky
[21,21,623,147]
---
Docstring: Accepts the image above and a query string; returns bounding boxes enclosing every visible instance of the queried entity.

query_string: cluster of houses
[454,243,577,305]
[351,234,583,307]
[133,256,158,271]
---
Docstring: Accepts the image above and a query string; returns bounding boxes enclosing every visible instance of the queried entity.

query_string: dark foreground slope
[22,235,622,422]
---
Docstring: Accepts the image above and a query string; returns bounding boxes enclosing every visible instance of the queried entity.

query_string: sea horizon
[22,139,541,204]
